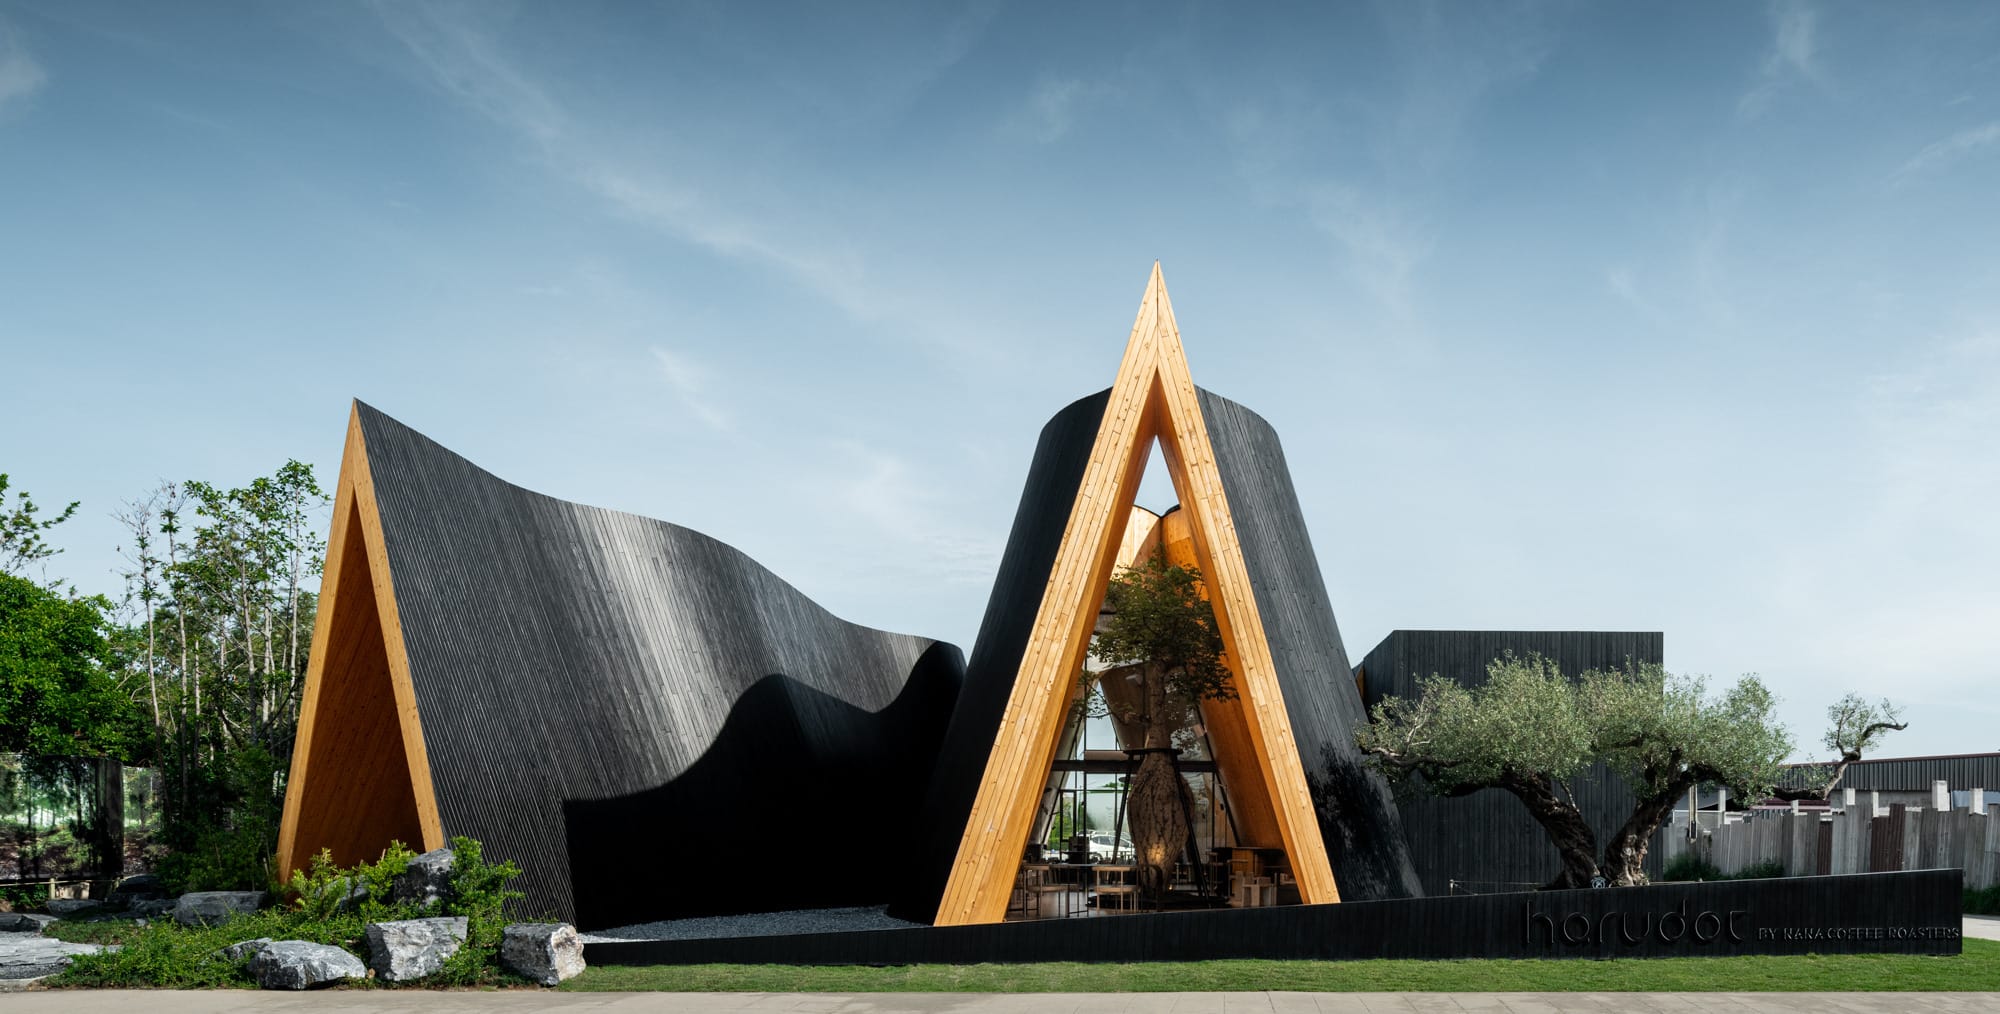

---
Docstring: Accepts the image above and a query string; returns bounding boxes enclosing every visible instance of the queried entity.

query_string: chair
[1023,865,1075,919]
[1094,864,1139,914]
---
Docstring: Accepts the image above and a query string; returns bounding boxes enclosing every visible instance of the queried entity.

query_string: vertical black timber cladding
[1355,630,1665,895]
[351,403,965,929]
[1194,388,1423,901]
[591,869,1963,965]
[893,390,1113,921]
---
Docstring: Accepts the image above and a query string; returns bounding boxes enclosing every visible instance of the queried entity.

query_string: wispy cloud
[0,17,48,113]
[649,347,731,432]
[372,4,880,324]
[1302,183,1431,318]
[1889,121,2000,188]
[824,440,999,586]
[1002,74,1112,144]
[1739,0,1823,120]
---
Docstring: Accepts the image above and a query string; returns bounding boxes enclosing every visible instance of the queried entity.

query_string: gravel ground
[580,905,922,943]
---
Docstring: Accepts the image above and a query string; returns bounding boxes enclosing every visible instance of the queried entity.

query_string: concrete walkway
[1963,916,2000,942]
[4,993,2000,1013]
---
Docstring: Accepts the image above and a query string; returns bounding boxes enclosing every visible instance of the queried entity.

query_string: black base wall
[588,870,1963,965]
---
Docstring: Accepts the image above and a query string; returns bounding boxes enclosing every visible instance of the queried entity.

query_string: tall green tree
[0,473,80,581]
[0,573,141,758]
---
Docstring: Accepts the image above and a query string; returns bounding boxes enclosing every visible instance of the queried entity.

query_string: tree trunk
[1127,662,1189,905]
[1498,771,1601,889]
[1601,780,1688,886]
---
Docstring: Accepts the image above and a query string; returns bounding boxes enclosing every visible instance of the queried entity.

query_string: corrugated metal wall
[1354,630,1664,895]
[1781,754,2000,793]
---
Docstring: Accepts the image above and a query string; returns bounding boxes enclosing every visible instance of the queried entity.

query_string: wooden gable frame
[934,264,1340,926]
[275,405,446,879]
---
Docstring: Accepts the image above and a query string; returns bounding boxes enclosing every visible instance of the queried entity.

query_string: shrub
[1660,852,1723,882]
[1967,885,2000,916]
[1732,859,1786,880]
[54,837,527,988]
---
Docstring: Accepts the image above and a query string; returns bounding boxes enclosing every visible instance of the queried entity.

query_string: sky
[1,1,1996,760]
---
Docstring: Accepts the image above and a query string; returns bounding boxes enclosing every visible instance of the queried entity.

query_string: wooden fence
[1656,796,1999,890]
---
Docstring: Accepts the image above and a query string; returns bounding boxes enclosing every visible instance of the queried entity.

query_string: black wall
[1355,630,1664,895]
[593,869,1962,965]
[356,403,965,928]
[1197,390,1422,902]
[897,388,1422,919]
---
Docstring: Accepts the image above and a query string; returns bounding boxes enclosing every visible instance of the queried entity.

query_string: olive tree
[1085,553,1234,899]
[1355,655,1900,888]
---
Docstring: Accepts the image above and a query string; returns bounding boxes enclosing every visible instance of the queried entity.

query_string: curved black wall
[894,391,1112,920]
[1196,389,1423,902]
[896,387,1421,919]
[354,403,964,928]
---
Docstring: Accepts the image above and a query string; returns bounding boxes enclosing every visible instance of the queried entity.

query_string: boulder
[246,940,366,990]
[392,848,454,908]
[365,917,467,982]
[115,873,166,896]
[500,923,585,986]
[45,899,106,917]
[174,891,268,927]
[214,937,273,962]
[105,874,168,909]
[130,898,177,918]
[0,914,57,934]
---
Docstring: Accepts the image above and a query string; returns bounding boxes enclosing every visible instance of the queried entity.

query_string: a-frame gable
[933,265,1340,926]
[276,404,445,879]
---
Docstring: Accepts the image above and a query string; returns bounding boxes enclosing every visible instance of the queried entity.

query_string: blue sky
[2,2,1996,759]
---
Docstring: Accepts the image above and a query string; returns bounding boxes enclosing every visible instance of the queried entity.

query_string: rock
[130,898,176,918]
[105,874,167,909]
[174,891,268,927]
[392,848,454,908]
[0,934,104,983]
[500,923,585,986]
[365,917,467,982]
[0,914,57,934]
[213,937,273,962]
[246,940,366,990]
[45,899,106,917]
[114,874,165,896]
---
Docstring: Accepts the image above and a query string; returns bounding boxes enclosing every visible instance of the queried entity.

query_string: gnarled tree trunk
[1496,771,1601,889]
[1127,661,1190,904]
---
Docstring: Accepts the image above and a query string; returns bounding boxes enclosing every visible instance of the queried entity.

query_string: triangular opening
[935,265,1339,925]
[280,487,425,872]
[1007,490,1300,919]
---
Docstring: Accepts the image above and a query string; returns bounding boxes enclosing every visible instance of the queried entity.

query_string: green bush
[1968,885,2000,916]
[55,837,527,988]
[1660,852,1723,882]
[1732,859,1786,880]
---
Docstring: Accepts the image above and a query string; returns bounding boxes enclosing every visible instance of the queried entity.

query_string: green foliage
[0,574,143,758]
[1967,885,2000,915]
[1659,852,1724,882]
[0,473,78,579]
[1356,652,1596,794]
[153,746,287,893]
[285,847,352,922]
[1734,859,1786,880]
[562,942,2000,993]
[356,839,416,921]
[1084,554,1235,751]
[54,837,528,988]
[1596,670,1794,806]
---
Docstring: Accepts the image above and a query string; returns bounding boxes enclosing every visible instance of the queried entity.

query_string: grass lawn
[561,939,2000,992]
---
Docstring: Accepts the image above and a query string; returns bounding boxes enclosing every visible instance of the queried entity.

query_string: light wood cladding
[933,264,1338,926]
[276,406,445,879]
[1159,510,1284,850]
